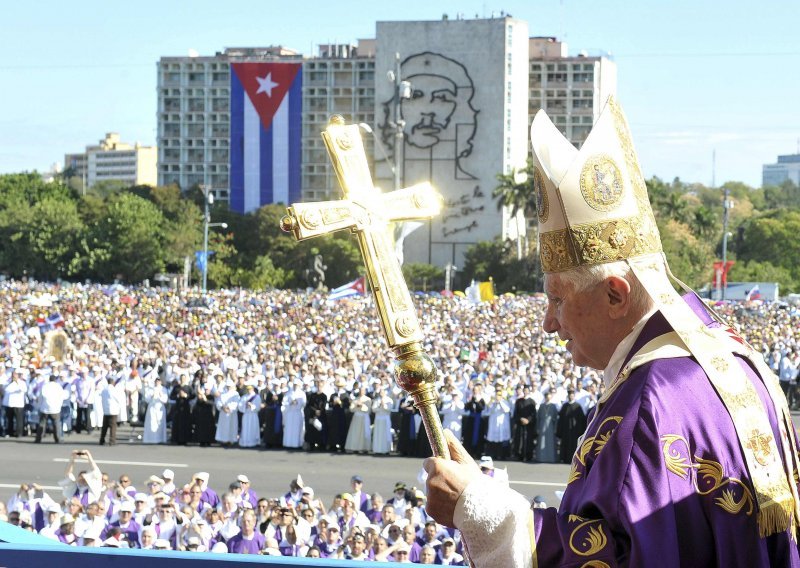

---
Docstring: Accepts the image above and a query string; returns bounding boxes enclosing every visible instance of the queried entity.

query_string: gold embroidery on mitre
[580,154,624,212]
[539,229,578,273]
[533,166,549,223]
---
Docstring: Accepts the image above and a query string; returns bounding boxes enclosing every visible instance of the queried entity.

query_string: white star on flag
[256,73,279,97]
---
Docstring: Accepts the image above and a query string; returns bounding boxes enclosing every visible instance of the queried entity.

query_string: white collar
[602,309,656,389]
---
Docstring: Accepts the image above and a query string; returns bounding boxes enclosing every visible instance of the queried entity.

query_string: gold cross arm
[280,120,443,349]
[280,181,440,242]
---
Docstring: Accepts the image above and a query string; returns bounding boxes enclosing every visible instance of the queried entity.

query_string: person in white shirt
[2,370,27,438]
[99,377,125,446]
[35,374,65,443]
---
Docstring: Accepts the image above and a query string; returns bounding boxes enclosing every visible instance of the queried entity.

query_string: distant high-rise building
[65,132,156,188]
[528,37,616,147]
[156,44,375,208]
[763,153,800,187]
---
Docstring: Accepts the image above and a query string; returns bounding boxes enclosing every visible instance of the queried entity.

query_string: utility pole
[721,186,731,301]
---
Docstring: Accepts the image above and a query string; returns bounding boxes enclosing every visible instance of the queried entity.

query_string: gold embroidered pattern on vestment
[661,435,755,517]
[567,416,623,485]
[567,515,609,557]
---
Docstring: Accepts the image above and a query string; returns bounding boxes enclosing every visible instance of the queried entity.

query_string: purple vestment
[534,297,800,566]
[227,532,265,554]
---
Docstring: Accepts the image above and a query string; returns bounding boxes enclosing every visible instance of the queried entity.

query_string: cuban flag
[230,62,302,214]
[329,276,367,301]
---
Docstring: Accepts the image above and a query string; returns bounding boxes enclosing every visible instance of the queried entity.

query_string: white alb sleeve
[453,476,534,568]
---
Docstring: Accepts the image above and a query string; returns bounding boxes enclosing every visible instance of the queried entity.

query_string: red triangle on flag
[354,276,366,295]
[231,62,302,131]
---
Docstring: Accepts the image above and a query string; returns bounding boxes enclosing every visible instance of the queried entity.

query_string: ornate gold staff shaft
[279,115,449,459]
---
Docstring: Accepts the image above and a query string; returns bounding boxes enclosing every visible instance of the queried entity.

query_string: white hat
[118,501,135,513]
[301,486,314,495]
[134,492,148,502]
[153,538,171,550]
[102,537,121,547]
[82,527,101,541]
[478,456,494,470]
[236,474,250,484]
[194,472,210,483]
[162,469,175,480]
[47,504,62,514]
[210,542,228,554]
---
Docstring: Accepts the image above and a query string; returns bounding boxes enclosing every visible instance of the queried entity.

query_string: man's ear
[605,276,631,319]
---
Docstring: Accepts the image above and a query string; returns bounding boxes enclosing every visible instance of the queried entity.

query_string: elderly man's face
[420,547,436,564]
[543,273,615,370]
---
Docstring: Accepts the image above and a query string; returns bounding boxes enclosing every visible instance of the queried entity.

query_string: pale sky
[2,0,798,188]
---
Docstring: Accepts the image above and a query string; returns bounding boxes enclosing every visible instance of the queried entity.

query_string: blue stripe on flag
[288,70,303,204]
[229,70,245,214]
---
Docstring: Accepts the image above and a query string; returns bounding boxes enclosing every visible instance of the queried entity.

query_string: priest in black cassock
[511,384,537,462]
[556,388,587,464]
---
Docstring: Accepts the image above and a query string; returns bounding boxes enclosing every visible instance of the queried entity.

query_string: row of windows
[531,62,595,72]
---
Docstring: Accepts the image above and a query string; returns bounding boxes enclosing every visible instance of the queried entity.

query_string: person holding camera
[57,450,102,509]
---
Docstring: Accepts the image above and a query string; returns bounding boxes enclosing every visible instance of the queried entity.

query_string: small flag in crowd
[37,312,65,334]
[329,276,366,300]
[745,285,761,301]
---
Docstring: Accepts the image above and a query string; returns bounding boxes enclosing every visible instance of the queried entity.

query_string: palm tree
[657,192,690,224]
[691,205,718,238]
[493,158,538,218]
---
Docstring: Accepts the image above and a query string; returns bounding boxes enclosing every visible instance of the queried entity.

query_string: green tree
[92,193,166,282]
[727,260,797,294]
[735,209,800,280]
[659,219,716,289]
[25,197,85,279]
[230,255,290,290]
[402,263,444,291]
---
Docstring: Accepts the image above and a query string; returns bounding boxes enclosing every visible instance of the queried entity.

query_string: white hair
[555,259,655,314]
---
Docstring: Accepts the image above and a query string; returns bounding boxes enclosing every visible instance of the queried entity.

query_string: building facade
[528,37,616,147]
[65,132,157,188]
[155,17,615,266]
[763,153,800,187]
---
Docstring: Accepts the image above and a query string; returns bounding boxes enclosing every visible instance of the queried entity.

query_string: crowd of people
[1,278,799,558]
[2,447,488,561]
[1,279,798,463]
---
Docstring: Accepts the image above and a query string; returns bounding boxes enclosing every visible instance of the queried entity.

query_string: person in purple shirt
[364,493,384,525]
[227,509,265,554]
[193,471,220,509]
[102,501,140,547]
[423,97,800,567]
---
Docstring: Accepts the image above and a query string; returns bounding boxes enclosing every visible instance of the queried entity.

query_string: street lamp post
[201,186,228,293]
[202,187,212,293]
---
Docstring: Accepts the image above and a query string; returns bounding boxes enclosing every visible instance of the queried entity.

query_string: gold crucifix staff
[280,115,450,459]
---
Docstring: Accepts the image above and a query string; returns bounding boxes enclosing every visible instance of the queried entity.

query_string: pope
[423,96,800,567]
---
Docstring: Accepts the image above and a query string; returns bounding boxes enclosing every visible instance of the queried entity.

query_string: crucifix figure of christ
[280,115,450,458]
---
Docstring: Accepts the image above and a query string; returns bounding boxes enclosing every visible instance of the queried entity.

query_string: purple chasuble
[533,295,800,566]
[227,532,265,554]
